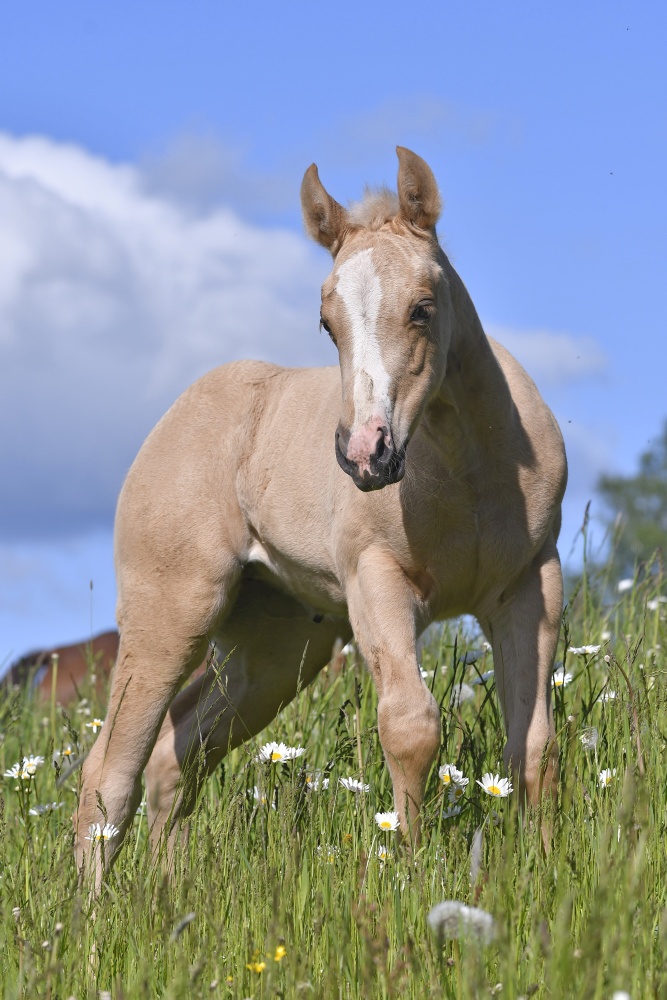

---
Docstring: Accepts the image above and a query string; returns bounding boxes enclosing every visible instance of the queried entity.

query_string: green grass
[1,566,666,999]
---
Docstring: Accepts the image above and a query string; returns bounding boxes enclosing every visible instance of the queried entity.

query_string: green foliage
[597,420,667,578]
[1,567,666,998]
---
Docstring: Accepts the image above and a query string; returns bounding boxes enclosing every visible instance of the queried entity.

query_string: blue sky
[1,2,666,663]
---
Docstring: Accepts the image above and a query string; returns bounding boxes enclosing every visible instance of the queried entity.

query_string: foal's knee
[378,687,441,776]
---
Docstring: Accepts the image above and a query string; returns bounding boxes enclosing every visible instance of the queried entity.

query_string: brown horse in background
[6,630,119,703]
[5,629,212,705]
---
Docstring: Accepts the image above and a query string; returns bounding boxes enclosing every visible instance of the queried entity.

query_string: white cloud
[486,325,608,389]
[139,133,295,216]
[0,132,611,560]
[319,97,498,165]
[0,132,332,541]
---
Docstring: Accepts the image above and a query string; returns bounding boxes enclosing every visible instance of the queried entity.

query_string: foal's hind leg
[346,547,440,843]
[144,579,348,855]
[74,564,239,889]
[481,535,562,805]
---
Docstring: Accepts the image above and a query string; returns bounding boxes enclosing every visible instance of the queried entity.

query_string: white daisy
[256,741,306,764]
[598,768,616,787]
[305,771,329,791]
[461,649,487,665]
[374,811,400,831]
[316,844,338,864]
[647,596,667,611]
[448,783,468,803]
[442,805,462,819]
[616,579,634,594]
[4,763,22,780]
[438,763,465,787]
[85,718,104,734]
[476,772,513,798]
[568,645,602,656]
[21,755,45,778]
[29,802,63,816]
[250,786,276,809]
[552,668,573,688]
[339,777,369,793]
[470,670,495,686]
[85,822,120,842]
[377,844,394,863]
[599,690,617,703]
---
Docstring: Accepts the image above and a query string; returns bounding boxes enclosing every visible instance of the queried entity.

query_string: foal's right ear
[301,164,348,255]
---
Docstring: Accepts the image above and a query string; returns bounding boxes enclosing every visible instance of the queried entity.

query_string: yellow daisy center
[442,774,451,784]
[380,820,392,829]
[488,785,501,795]
[271,751,283,761]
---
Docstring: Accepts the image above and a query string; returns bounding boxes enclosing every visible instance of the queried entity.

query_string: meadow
[1,558,665,999]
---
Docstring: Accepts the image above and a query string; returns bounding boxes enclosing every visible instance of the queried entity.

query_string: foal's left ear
[301,164,348,255]
[396,147,442,232]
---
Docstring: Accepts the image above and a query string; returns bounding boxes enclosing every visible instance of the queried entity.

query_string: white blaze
[335,248,391,426]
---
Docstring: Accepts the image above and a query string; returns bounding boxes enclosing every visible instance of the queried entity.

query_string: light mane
[347,186,400,231]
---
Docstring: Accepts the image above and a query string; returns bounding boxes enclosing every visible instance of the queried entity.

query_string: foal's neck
[424,251,514,458]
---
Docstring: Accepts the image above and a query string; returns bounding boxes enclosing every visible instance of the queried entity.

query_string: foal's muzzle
[335,425,407,491]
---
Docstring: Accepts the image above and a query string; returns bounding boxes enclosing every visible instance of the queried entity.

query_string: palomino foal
[75,148,566,883]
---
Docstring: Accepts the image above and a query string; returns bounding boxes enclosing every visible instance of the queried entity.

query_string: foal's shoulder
[486,336,554,416]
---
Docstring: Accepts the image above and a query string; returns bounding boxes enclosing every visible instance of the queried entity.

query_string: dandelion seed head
[451,682,475,706]
[427,901,496,944]
[580,727,598,750]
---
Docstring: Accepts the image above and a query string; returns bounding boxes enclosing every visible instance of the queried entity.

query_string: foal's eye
[410,301,434,324]
[320,316,336,345]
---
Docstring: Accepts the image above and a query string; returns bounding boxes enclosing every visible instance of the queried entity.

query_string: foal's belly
[244,534,348,617]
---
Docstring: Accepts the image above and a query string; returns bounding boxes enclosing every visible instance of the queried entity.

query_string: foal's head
[301,147,452,491]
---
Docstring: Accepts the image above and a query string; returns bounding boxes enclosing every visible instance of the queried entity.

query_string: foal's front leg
[346,547,440,842]
[482,535,562,805]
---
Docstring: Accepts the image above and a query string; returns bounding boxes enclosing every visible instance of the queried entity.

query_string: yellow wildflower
[246,960,266,974]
